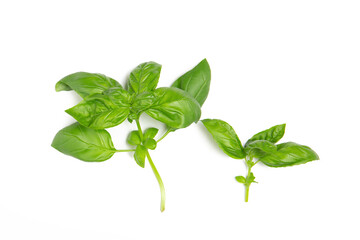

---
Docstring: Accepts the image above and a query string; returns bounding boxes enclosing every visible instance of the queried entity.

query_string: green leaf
[258,142,319,167]
[201,119,246,159]
[55,72,122,98]
[145,87,201,129]
[134,145,147,168]
[127,131,141,146]
[65,87,131,129]
[247,172,257,184]
[235,176,246,184]
[127,62,162,94]
[245,124,286,146]
[144,128,159,139]
[127,113,138,123]
[51,123,116,162]
[143,138,157,150]
[245,140,276,158]
[131,92,156,113]
[171,59,211,106]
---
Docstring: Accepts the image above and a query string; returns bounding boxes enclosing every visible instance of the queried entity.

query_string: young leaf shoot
[201,119,319,202]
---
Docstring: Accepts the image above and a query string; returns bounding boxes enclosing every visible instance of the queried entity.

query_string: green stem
[135,117,165,212]
[156,128,172,143]
[245,184,250,202]
[146,151,166,212]
[135,118,144,140]
[244,156,259,203]
[244,164,252,202]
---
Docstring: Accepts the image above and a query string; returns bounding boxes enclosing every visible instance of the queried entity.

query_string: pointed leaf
[145,87,201,129]
[259,142,319,167]
[66,87,131,129]
[127,62,161,94]
[134,145,147,168]
[171,59,211,106]
[245,124,286,146]
[55,72,122,98]
[51,123,116,162]
[201,119,245,159]
[144,128,159,139]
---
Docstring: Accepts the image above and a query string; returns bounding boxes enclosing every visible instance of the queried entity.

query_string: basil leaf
[245,124,286,146]
[131,92,156,113]
[127,131,141,146]
[145,87,201,129]
[55,72,122,98]
[65,87,131,129]
[235,176,246,184]
[201,119,246,159]
[247,172,257,184]
[258,142,319,167]
[144,128,159,139]
[143,138,157,150]
[127,62,162,94]
[51,123,116,162]
[171,59,211,106]
[134,145,147,168]
[245,140,276,158]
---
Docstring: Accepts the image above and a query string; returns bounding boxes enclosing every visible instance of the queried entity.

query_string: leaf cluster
[51,59,211,211]
[52,59,211,162]
[127,128,158,167]
[201,119,319,201]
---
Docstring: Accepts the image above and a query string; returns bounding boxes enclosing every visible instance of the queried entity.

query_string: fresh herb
[52,59,211,212]
[201,119,319,202]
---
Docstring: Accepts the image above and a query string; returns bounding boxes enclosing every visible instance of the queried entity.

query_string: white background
[1,0,359,239]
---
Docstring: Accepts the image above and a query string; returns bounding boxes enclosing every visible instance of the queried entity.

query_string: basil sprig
[52,59,211,212]
[53,59,318,209]
[201,119,319,202]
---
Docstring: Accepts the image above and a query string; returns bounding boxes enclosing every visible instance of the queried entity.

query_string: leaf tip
[200,118,210,124]
[200,57,209,64]
[64,108,72,115]
[55,81,70,92]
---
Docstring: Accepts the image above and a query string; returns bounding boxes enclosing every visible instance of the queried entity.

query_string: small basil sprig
[201,119,319,202]
[52,59,211,212]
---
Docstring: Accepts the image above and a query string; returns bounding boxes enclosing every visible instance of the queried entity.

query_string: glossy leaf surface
[55,72,122,98]
[127,131,141,145]
[66,87,131,129]
[144,128,159,139]
[259,142,319,167]
[171,59,211,106]
[143,138,157,150]
[127,62,161,94]
[245,140,276,158]
[201,119,246,159]
[134,145,147,168]
[146,87,201,129]
[51,123,115,162]
[245,124,286,146]
[131,92,156,113]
